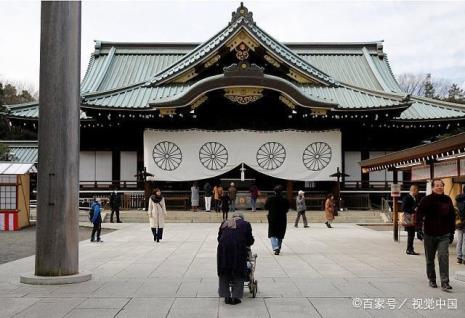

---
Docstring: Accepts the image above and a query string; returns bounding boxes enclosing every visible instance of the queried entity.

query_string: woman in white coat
[148,188,167,242]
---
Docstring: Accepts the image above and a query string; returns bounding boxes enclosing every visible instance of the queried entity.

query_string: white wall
[95,151,112,181]
[79,151,112,181]
[120,151,137,181]
[344,151,361,181]
[79,151,95,181]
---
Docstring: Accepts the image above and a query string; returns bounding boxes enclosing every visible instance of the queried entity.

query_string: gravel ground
[0,225,114,264]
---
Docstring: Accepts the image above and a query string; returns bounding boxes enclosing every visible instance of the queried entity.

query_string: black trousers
[218,274,244,299]
[215,199,221,212]
[91,223,101,241]
[111,207,120,222]
[151,227,164,242]
[424,234,450,283]
[406,226,415,252]
[222,211,228,220]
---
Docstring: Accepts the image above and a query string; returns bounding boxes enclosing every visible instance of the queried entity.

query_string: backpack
[456,207,465,229]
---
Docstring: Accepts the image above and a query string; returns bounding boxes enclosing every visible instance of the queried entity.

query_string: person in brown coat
[213,183,224,213]
[324,194,335,228]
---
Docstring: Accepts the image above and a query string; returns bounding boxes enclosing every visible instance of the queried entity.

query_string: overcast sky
[1,0,465,93]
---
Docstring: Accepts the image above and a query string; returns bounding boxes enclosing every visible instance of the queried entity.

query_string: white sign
[434,161,458,178]
[412,165,430,181]
[391,183,401,197]
[461,158,465,176]
[144,129,342,181]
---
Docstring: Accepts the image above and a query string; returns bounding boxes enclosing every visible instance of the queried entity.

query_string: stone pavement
[1,223,465,317]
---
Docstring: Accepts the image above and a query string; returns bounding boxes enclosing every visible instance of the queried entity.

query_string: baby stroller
[245,249,258,297]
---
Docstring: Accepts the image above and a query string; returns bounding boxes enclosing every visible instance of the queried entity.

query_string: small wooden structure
[0,163,34,230]
[360,133,465,241]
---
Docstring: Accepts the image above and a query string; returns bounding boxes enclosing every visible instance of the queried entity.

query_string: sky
[1,0,465,93]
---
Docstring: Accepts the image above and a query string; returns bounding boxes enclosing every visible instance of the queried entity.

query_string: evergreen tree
[0,81,37,140]
[423,73,436,99]
[0,143,9,160]
[445,83,465,104]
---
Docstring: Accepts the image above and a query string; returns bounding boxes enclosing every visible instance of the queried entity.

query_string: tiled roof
[80,81,407,110]
[4,4,465,123]
[82,85,189,109]
[81,52,184,93]
[0,141,38,163]
[396,97,465,121]
[5,102,89,120]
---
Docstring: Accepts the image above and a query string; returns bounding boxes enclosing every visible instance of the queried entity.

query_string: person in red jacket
[416,179,455,291]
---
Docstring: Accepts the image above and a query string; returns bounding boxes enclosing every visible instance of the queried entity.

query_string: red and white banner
[0,211,18,231]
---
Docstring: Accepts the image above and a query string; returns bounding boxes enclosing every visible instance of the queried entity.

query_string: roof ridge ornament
[224,62,264,78]
[231,2,254,24]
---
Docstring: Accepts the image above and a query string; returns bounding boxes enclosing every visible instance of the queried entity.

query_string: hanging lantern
[240,163,246,181]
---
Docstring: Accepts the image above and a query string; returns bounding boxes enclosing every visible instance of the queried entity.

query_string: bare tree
[396,73,425,96]
[10,80,39,100]
[397,73,451,100]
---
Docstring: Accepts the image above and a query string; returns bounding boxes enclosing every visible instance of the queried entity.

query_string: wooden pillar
[392,169,399,242]
[112,149,120,188]
[35,1,82,276]
[286,180,293,206]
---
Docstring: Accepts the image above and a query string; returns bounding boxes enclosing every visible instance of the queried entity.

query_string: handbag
[400,212,415,227]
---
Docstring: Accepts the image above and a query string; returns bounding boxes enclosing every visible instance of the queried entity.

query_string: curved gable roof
[145,14,338,87]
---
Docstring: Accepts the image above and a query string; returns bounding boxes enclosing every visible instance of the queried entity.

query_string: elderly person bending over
[217,212,254,305]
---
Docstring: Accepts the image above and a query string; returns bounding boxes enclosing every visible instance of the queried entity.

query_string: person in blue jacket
[90,198,103,243]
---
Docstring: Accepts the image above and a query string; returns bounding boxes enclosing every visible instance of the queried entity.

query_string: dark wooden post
[286,180,293,206]
[392,169,399,242]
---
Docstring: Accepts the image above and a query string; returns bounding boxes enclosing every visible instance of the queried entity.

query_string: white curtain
[144,129,341,181]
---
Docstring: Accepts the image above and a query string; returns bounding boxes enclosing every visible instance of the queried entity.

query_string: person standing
[295,190,309,228]
[416,179,455,291]
[213,183,224,213]
[148,188,168,243]
[110,188,122,223]
[249,182,259,212]
[191,182,200,212]
[265,185,289,255]
[221,191,231,221]
[204,182,213,212]
[217,212,255,305]
[401,185,420,255]
[228,182,237,212]
[455,185,465,264]
[90,198,103,243]
[324,194,336,228]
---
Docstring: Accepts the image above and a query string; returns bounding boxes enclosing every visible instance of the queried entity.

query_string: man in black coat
[110,188,122,223]
[401,184,419,255]
[217,212,254,305]
[265,185,289,255]
[416,179,455,291]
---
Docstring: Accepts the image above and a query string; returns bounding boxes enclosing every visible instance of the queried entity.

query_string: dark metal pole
[35,1,81,276]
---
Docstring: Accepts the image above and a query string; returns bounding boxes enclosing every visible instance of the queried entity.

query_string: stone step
[30,209,385,224]
[102,210,385,223]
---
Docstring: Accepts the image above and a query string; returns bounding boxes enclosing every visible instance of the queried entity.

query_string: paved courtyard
[1,222,465,317]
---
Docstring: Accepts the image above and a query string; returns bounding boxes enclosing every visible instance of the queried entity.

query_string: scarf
[220,214,244,229]
[151,194,163,203]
